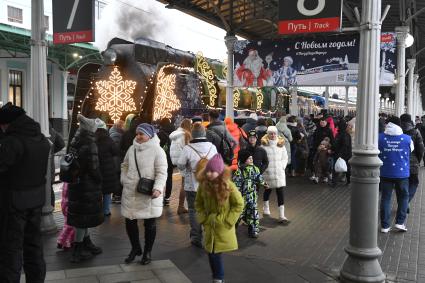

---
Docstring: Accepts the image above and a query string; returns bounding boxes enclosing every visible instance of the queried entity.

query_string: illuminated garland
[95,67,137,123]
[153,66,181,121]
[256,88,264,110]
[233,89,240,108]
[196,52,218,106]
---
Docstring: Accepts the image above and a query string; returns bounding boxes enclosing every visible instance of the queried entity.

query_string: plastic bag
[334,157,348,173]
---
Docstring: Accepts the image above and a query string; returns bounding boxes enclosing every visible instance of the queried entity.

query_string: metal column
[31,0,56,234]
[406,59,416,115]
[324,86,330,109]
[290,87,299,116]
[345,86,349,116]
[340,0,385,281]
[395,26,409,116]
[62,71,69,139]
[413,74,419,119]
[225,34,237,119]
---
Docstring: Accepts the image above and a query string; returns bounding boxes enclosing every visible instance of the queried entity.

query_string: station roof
[0,23,102,71]
[157,0,425,96]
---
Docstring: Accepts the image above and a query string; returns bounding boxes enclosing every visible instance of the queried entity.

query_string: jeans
[408,174,419,202]
[380,177,409,229]
[0,207,46,283]
[103,194,112,215]
[208,253,224,280]
[186,191,202,245]
[263,187,285,206]
[75,228,89,242]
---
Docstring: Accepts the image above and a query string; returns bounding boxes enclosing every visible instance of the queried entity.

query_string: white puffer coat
[261,136,288,188]
[121,135,168,219]
[177,138,218,192]
[170,127,186,165]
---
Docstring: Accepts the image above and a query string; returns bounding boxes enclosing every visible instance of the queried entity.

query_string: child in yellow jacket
[195,154,244,283]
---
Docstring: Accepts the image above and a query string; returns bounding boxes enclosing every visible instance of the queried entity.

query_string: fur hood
[261,135,285,147]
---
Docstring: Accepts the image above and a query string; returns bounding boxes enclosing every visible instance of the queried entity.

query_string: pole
[340,0,385,281]
[406,59,416,115]
[290,87,299,116]
[31,0,56,234]
[394,26,409,116]
[412,74,419,119]
[325,86,330,109]
[62,71,69,139]
[225,34,237,119]
[345,86,349,116]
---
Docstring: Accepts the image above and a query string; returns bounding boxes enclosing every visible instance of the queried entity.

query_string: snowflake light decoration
[95,67,137,123]
[153,66,181,121]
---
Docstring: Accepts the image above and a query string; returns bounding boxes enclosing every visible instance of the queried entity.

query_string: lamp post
[406,59,416,115]
[394,26,409,116]
[339,0,385,281]
[225,34,237,119]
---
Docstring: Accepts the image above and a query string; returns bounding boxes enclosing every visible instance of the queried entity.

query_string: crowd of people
[1,100,425,282]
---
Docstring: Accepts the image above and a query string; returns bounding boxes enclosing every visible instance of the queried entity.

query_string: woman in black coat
[95,127,120,216]
[68,115,104,263]
[333,121,352,185]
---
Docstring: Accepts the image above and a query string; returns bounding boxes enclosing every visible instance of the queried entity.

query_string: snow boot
[70,242,93,263]
[278,205,290,225]
[263,201,271,216]
[83,236,103,255]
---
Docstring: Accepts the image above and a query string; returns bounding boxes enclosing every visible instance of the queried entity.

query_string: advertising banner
[53,0,95,44]
[233,33,397,87]
[278,0,342,35]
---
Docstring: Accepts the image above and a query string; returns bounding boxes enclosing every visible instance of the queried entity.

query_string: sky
[94,0,232,61]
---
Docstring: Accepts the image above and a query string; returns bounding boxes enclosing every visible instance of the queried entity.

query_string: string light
[95,67,137,123]
[196,52,218,106]
[153,66,181,121]
[233,89,240,108]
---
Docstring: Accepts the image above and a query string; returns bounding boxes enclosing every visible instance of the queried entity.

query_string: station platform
[39,169,425,282]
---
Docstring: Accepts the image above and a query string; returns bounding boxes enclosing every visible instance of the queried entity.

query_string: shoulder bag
[134,148,154,195]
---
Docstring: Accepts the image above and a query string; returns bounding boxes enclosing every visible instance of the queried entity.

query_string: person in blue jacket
[379,116,414,233]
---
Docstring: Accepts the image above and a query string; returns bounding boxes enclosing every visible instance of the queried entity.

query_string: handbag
[134,148,154,195]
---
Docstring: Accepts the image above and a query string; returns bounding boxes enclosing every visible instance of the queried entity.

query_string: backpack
[59,150,80,183]
[210,128,234,165]
[188,145,212,178]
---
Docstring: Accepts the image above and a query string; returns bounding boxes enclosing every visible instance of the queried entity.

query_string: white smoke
[94,0,228,61]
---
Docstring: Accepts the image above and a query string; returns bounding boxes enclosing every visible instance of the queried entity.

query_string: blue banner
[233,32,396,87]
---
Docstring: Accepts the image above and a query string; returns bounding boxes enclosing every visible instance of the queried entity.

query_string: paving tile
[131,279,162,283]
[65,265,123,278]
[98,271,156,283]
[46,270,67,281]
[152,267,191,283]
[120,260,175,272]
[47,276,99,283]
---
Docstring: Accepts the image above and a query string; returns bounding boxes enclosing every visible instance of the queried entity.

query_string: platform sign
[278,0,342,35]
[53,0,95,44]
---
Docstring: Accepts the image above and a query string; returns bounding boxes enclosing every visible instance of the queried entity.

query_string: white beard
[243,56,263,78]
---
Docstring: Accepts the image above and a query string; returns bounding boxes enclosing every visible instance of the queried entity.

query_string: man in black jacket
[157,118,175,206]
[400,114,425,209]
[0,103,50,283]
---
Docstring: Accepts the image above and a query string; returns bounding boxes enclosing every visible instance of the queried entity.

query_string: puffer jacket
[170,127,187,165]
[177,138,218,192]
[95,128,120,194]
[195,180,244,253]
[276,117,292,164]
[224,118,241,171]
[68,129,104,228]
[401,121,425,175]
[121,135,168,220]
[261,135,288,188]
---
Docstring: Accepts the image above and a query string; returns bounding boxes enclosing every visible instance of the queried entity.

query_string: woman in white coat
[121,123,168,265]
[261,126,290,224]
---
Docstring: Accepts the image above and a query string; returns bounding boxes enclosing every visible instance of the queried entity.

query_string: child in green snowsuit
[233,149,266,238]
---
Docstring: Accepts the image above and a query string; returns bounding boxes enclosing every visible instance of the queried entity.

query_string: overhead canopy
[0,23,102,70]
[157,0,425,97]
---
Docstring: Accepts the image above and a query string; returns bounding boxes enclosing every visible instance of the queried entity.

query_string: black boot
[83,236,103,255]
[141,219,156,265]
[70,242,93,263]
[125,247,142,264]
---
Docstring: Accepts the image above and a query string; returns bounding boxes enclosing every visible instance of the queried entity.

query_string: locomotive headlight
[103,48,118,65]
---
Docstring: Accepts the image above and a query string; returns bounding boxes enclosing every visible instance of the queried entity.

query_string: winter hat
[224,117,233,125]
[191,122,206,139]
[248,130,257,138]
[238,149,252,164]
[0,102,26,124]
[136,123,156,138]
[205,153,225,175]
[77,114,97,133]
[400,113,412,123]
[95,118,107,130]
[386,116,401,126]
[191,116,202,123]
[249,113,258,121]
[267,126,278,134]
